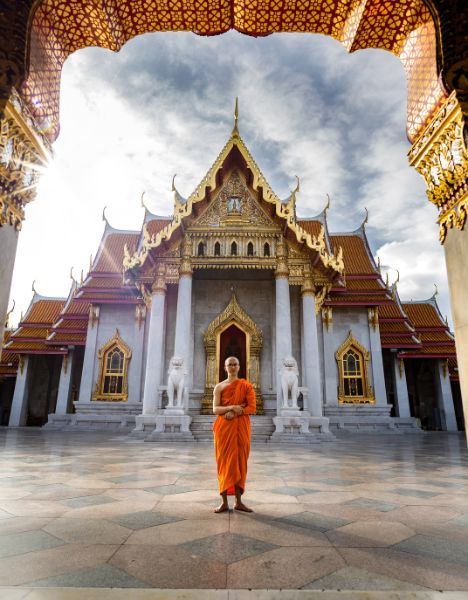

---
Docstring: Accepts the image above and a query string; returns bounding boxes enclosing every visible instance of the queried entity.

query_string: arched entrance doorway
[202,292,263,414]
[219,324,247,381]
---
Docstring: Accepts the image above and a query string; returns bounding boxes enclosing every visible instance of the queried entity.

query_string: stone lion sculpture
[280,356,299,409]
[167,356,185,408]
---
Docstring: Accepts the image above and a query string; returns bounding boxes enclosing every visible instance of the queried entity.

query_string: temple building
[0,120,463,439]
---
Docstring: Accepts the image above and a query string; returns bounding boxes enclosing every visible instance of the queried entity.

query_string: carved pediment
[193,170,277,229]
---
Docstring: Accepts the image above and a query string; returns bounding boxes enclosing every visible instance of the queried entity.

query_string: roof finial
[433,283,439,297]
[394,269,400,286]
[385,271,389,288]
[232,97,239,135]
[102,206,108,223]
[292,175,300,195]
[445,315,449,327]
[324,194,331,215]
[80,269,84,285]
[377,255,381,274]
[361,207,369,229]
[69,267,77,284]
[89,254,93,272]
[140,192,147,210]
[172,174,177,192]
[32,280,37,294]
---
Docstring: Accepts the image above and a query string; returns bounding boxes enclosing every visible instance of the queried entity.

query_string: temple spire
[232,97,239,136]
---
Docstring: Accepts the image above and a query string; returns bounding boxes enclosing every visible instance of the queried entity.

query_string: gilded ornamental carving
[409,92,468,243]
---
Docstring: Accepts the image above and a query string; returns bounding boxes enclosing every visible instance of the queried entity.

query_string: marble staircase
[190,415,275,442]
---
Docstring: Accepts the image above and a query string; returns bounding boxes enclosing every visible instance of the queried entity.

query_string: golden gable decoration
[92,330,132,402]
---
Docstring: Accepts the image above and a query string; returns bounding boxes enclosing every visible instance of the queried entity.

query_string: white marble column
[77,306,99,403]
[130,305,146,403]
[368,310,388,406]
[55,351,74,415]
[275,275,292,407]
[0,224,20,356]
[434,359,458,431]
[174,274,192,373]
[9,355,30,426]
[142,281,166,415]
[301,288,323,417]
[392,354,411,418]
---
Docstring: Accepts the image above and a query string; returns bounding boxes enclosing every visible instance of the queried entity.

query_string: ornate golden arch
[92,329,132,402]
[335,330,375,404]
[201,292,263,414]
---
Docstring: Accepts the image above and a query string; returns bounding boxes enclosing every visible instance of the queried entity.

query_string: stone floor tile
[227,546,345,588]
[343,498,399,512]
[339,546,468,590]
[0,517,52,536]
[125,518,229,545]
[393,534,468,565]
[450,514,468,526]
[0,500,67,518]
[276,511,351,532]
[326,520,415,547]
[29,564,150,588]
[0,530,65,559]
[304,565,429,590]
[229,512,331,547]
[43,517,131,544]
[269,487,312,496]
[299,492,359,504]
[63,496,116,509]
[0,543,119,586]
[110,544,226,588]
[391,488,440,499]
[143,485,193,495]
[180,532,276,564]
[110,511,182,530]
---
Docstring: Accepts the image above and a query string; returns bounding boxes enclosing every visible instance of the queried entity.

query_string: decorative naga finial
[140,192,147,210]
[385,271,389,288]
[394,269,400,286]
[102,205,108,223]
[69,267,77,285]
[172,174,177,192]
[324,194,331,215]
[80,269,84,285]
[32,280,37,294]
[291,175,300,195]
[89,254,93,272]
[232,97,239,135]
[433,283,439,297]
[377,255,381,274]
[361,207,369,228]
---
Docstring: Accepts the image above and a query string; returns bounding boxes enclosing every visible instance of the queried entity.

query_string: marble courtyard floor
[0,429,467,598]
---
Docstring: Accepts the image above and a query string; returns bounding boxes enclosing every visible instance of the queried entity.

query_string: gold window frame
[92,329,132,402]
[335,331,375,404]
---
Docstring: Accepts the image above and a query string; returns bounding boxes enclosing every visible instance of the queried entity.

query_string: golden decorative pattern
[92,329,132,402]
[368,307,379,331]
[0,89,50,229]
[321,306,333,330]
[335,330,375,404]
[123,129,344,277]
[408,92,468,243]
[21,0,443,143]
[201,291,263,414]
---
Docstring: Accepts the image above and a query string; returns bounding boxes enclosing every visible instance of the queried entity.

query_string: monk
[213,356,256,513]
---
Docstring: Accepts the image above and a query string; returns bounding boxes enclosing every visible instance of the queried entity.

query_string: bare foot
[214,502,229,513]
[234,501,253,513]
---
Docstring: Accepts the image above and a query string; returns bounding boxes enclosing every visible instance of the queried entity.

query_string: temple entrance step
[190,415,275,442]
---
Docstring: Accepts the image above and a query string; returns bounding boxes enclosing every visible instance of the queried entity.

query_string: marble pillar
[392,354,411,418]
[301,289,322,417]
[275,275,292,409]
[0,225,19,354]
[321,308,338,406]
[434,359,458,432]
[173,274,193,382]
[9,356,30,426]
[77,306,99,403]
[142,284,166,415]
[368,311,388,406]
[55,351,74,415]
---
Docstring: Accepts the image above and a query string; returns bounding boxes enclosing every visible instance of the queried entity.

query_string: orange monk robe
[213,379,256,496]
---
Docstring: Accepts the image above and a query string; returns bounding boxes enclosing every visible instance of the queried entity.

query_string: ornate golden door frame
[201,292,263,414]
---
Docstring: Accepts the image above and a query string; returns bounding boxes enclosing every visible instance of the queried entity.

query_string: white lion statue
[280,356,299,409]
[167,356,185,408]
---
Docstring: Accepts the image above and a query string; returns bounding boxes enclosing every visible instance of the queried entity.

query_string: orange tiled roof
[146,218,171,237]
[23,299,65,324]
[297,220,323,238]
[0,331,18,378]
[94,232,140,273]
[403,302,446,329]
[329,235,376,275]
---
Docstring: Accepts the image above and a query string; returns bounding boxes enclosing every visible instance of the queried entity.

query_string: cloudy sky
[9,30,450,326]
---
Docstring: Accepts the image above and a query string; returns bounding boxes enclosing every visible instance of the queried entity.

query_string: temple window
[231,241,237,256]
[264,242,270,257]
[214,241,221,256]
[92,331,131,402]
[335,331,374,404]
[247,242,254,256]
[197,241,205,256]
